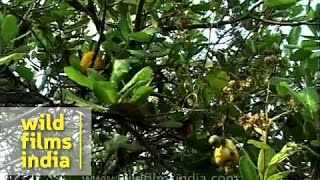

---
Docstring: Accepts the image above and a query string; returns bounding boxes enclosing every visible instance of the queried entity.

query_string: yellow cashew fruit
[213,138,239,169]
[80,51,104,73]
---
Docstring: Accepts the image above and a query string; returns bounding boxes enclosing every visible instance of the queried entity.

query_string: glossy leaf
[269,142,298,166]
[69,54,81,70]
[15,66,34,82]
[1,14,19,43]
[301,40,318,51]
[142,27,159,34]
[240,156,259,180]
[258,148,276,179]
[206,71,230,93]
[0,53,24,65]
[88,68,107,82]
[290,49,312,61]
[55,89,107,112]
[64,66,93,89]
[120,66,153,93]
[130,85,153,104]
[93,81,118,104]
[105,135,129,152]
[110,60,130,83]
[267,171,294,180]
[118,4,131,40]
[129,32,151,42]
[248,139,270,149]
[119,79,150,102]
[265,0,297,9]
[276,81,293,96]
[297,88,317,115]
[288,27,301,45]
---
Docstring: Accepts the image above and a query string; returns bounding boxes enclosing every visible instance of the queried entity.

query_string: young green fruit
[208,135,221,148]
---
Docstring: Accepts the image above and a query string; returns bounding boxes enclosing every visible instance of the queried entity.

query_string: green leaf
[119,79,150,102]
[270,76,292,85]
[15,66,34,81]
[69,54,81,70]
[54,89,107,112]
[248,39,256,53]
[65,18,90,32]
[308,4,320,36]
[311,140,320,147]
[203,85,215,103]
[103,39,122,54]
[248,139,270,149]
[242,147,258,169]
[104,135,129,152]
[128,49,170,59]
[147,50,170,58]
[142,27,159,34]
[190,2,217,13]
[290,49,312,61]
[298,88,317,111]
[110,60,130,83]
[117,0,138,5]
[283,44,299,50]
[206,71,230,93]
[120,66,153,93]
[129,32,151,42]
[64,66,93,89]
[267,171,294,180]
[315,3,320,19]
[118,4,131,40]
[128,50,146,58]
[154,120,183,128]
[301,40,318,51]
[87,68,106,82]
[288,27,301,45]
[258,148,276,179]
[268,142,298,166]
[121,142,142,152]
[93,81,118,104]
[1,14,19,43]
[276,81,293,96]
[0,53,25,65]
[11,44,35,54]
[265,0,297,9]
[239,156,259,180]
[297,88,317,120]
[130,85,153,104]
[303,121,315,139]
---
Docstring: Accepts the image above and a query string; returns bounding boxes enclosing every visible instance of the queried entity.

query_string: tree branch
[250,15,319,26]
[161,15,320,31]
[160,0,318,31]
[161,16,248,31]
[64,0,101,30]
[134,0,145,32]
[90,0,107,67]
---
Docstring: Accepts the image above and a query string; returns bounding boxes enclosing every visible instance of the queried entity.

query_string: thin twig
[269,110,293,123]
[90,0,107,67]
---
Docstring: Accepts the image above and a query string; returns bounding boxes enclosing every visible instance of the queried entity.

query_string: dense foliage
[0,0,319,179]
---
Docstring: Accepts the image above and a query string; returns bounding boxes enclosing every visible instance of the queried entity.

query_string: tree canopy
[0,0,319,179]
